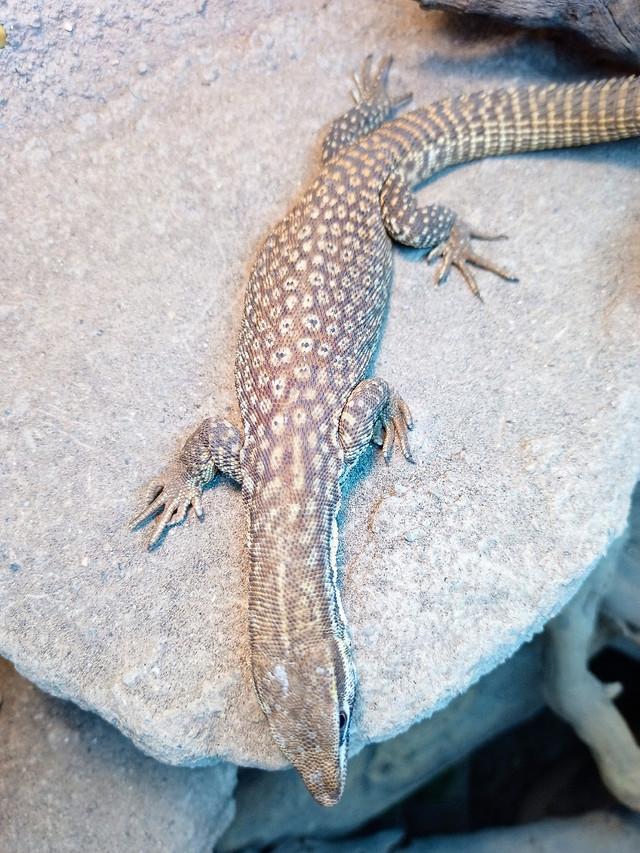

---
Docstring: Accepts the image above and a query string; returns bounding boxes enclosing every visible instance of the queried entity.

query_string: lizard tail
[386,77,640,185]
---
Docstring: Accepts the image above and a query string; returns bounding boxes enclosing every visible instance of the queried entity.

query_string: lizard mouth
[312,785,343,808]
[254,668,350,807]
[298,761,346,807]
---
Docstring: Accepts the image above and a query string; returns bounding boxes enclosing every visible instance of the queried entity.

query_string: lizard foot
[427,220,518,301]
[352,55,412,111]
[130,461,209,549]
[339,379,414,467]
[373,392,414,463]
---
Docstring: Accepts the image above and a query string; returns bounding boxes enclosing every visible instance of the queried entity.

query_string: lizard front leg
[131,417,243,548]
[338,378,414,468]
[380,170,517,299]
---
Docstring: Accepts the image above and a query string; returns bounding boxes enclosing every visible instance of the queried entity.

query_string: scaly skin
[132,60,640,805]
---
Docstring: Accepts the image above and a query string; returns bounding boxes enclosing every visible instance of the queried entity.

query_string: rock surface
[0,657,236,852]
[1,0,639,775]
[266,812,640,853]
[0,0,298,134]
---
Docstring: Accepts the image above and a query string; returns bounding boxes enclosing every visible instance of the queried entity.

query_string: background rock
[1,0,639,780]
[0,657,236,853]
[406,811,640,852]
[264,812,640,853]
[414,0,640,68]
[270,830,404,853]
[0,1,298,135]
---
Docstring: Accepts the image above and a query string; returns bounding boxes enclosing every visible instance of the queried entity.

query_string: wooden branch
[415,0,640,67]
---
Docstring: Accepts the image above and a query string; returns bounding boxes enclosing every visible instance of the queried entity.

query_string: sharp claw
[398,399,414,430]
[170,501,189,527]
[435,255,452,284]
[193,494,204,518]
[130,491,165,529]
[400,437,415,463]
[147,523,164,550]
[375,56,412,110]
[458,262,481,299]
[395,422,409,458]
[144,479,163,504]
[148,506,174,549]
[146,499,187,549]
[352,56,409,110]
[466,250,518,282]
[428,220,518,297]
[374,55,392,89]
[377,393,415,464]
[132,458,208,547]
[381,417,395,462]
[160,502,178,529]
[395,407,415,463]
[363,55,373,85]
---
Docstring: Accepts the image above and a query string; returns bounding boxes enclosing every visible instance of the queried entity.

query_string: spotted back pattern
[132,63,640,806]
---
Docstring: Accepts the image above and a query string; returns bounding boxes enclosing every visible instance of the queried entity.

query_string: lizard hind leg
[380,170,518,299]
[427,220,518,301]
[352,55,412,112]
[322,57,412,163]
[339,378,414,468]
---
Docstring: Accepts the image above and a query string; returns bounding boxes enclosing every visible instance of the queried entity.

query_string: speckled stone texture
[0,657,236,852]
[1,0,639,778]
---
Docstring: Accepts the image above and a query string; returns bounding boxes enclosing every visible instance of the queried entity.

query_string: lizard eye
[339,710,349,742]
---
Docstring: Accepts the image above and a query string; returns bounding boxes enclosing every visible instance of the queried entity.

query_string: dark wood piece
[415,0,640,67]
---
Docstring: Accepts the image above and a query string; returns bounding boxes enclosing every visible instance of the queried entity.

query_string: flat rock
[1,0,639,775]
[0,657,235,852]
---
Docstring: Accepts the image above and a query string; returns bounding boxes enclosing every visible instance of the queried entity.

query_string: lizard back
[235,154,396,803]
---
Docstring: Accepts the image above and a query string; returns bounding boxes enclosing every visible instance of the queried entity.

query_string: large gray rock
[406,811,640,852]
[0,657,235,853]
[1,0,639,785]
[0,0,295,134]
[266,812,640,853]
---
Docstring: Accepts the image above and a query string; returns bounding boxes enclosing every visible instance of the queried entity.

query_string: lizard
[131,58,640,806]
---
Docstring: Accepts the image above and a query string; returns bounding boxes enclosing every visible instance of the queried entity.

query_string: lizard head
[251,635,356,806]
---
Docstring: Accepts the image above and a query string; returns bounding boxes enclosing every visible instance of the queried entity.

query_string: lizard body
[132,60,640,805]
